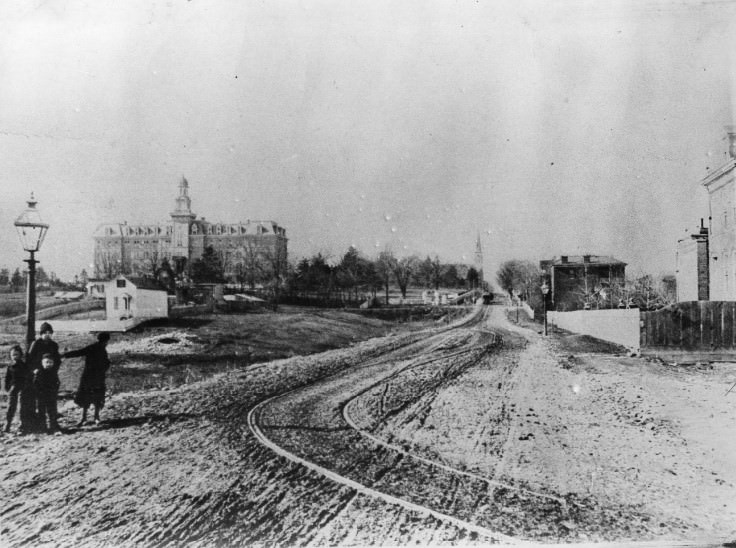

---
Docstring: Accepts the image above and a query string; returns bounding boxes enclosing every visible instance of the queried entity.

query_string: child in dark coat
[34,353,61,433]
[4,345,33,433]
[28,322,61,430]
[63,332,111,426]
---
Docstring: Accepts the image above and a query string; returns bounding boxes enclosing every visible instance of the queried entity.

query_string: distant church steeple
[474,232,485,287]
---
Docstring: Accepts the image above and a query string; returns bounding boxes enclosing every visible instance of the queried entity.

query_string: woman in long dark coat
[63,332,111,426]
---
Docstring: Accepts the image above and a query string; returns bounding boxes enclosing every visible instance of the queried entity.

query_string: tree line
[0,266,91,293]
[286,248,482,304]
[147,245,481,305]
[1,245,482,306]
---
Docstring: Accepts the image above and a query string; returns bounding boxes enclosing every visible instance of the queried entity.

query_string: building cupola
[171,176,196,222]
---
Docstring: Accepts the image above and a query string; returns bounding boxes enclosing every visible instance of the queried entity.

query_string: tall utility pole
[474,233,484,290]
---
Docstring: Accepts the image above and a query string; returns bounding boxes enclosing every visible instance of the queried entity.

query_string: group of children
[4,322,111,435]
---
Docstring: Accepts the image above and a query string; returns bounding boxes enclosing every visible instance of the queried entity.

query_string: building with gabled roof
[105,275,168,321]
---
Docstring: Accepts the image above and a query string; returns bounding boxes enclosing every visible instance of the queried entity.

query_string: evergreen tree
[190,246,225,283]
[441,264,459,288]
[157,258,176,292]
[466,267,480,290]
[336,247,361,300]
[10,268,23,290]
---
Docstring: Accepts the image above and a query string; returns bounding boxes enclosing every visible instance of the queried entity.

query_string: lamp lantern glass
[14,193,49,252]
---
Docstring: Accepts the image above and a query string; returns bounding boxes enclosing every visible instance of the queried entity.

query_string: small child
[4,345,32,433]
[34,353,61,433]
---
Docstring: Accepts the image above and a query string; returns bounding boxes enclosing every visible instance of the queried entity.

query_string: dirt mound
[107,331,207,355]
[554,332,628,354]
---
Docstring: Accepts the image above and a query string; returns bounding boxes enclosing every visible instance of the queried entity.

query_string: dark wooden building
[540,255,626,312]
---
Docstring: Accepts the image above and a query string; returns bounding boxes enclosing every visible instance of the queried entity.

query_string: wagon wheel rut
[249,305,718,547]
[249,305,557,544]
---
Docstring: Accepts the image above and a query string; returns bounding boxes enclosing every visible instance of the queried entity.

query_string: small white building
[106,276,168,320]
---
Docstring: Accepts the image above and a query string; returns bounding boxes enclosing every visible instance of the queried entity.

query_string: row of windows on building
[99,248,273,264]
[103,224,280,238]
[100,239,277,251]
[104,226,173,237]
[190,224,277,236]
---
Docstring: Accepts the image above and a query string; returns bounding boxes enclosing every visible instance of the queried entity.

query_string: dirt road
[2,305,735,546]
[251,305,736,545]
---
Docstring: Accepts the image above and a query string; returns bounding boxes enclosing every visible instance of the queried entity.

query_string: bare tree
[142,249,160,279]
[497,260,540,302]
[392,255,419,300]
[96,252,122,280]
[597,273,676,311]
[242,242,266,289]
[263,241,288,309]
[430,255,442,290]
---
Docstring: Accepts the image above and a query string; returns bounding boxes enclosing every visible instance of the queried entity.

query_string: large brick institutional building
[93,178,287,284]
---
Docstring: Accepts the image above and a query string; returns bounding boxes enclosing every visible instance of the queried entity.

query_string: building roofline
[543,255,627,267]
[702,159,736,189]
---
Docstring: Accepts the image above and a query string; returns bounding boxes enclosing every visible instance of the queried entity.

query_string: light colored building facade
[702,128,736,300]
[105,275,169,321]
[93,178,287,283]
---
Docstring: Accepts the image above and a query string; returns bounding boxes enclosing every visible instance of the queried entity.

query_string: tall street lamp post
[14,193,49,351]
[541,281,550,336]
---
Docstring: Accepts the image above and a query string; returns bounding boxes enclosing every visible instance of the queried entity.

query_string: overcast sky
[0,0,734,281]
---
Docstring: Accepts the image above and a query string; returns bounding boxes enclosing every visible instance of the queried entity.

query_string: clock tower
[170,177,196,270]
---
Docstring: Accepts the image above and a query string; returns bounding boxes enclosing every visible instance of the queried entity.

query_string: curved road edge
[247,389,526,546]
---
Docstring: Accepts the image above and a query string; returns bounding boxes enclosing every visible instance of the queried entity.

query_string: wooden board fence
[641,301,736,362]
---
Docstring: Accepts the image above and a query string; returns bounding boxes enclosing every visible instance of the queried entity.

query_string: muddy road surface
[2,304,735,546]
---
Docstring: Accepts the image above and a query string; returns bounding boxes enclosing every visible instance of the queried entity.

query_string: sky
[1,0,735,282]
